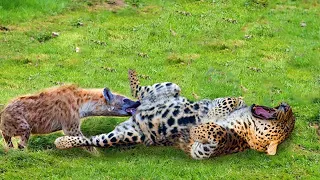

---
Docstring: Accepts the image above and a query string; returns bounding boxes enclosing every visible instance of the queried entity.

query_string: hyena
[0,85,140,149]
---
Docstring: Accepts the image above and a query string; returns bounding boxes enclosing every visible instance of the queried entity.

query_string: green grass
[0,0,320,179]
[0,0,75,24]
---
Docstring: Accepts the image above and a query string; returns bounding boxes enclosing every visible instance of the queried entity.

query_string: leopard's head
[251,102,295,125]
[249,103,295,155]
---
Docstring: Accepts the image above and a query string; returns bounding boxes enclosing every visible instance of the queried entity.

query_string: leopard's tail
[128,69,141,99]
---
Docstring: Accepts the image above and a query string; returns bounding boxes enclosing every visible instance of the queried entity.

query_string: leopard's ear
[103,88,114,102]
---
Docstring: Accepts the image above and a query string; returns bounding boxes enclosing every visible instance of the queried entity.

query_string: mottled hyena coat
[0,85,139,149]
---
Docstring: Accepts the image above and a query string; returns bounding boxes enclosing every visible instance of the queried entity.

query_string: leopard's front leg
[55,118,144,149]
[179,122,228,160]
[189,141,219,160]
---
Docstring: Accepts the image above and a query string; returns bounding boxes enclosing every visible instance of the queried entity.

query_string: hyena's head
[94,88,140,117]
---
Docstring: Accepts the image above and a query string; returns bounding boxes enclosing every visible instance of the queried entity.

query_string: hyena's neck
[76,89,104,118]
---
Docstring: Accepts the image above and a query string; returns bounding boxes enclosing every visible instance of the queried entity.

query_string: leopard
[0,84,140,149]
[178,102,295,159]
[54,70,245,150]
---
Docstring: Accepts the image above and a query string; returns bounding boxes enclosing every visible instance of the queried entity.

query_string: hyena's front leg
[62,122,96,152]
[62,122,83,137]
[55,118,144,149]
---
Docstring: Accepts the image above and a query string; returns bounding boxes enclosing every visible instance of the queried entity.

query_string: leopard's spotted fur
[55,70,245,150]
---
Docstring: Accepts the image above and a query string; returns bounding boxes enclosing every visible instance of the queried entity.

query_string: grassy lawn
[0,0,319,179]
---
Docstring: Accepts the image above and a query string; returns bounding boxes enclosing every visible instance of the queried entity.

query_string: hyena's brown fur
[0,84,139,149]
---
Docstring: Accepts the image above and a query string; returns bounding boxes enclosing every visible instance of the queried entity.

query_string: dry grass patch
[167,53,200,65]
[88,0,126,12]
[201,40,246,51]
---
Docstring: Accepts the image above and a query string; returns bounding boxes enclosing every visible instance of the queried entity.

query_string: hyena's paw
[54,136,83,149]
[83,147,99,155]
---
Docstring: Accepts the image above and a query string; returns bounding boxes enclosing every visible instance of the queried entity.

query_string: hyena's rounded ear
[103,88,114,102]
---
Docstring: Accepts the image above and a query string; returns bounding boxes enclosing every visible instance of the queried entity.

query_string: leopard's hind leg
[55,117,144,149]
[62,122,97,152]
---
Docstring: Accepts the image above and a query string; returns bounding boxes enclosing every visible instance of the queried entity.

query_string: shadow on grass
[28,132,63,151]
[1,136,298,167]
[1,116,300,161]
[24,117,125,151]
[46,142,280,163]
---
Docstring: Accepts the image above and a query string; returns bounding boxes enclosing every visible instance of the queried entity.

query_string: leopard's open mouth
[125,101,141,115]
[251,104,277,120]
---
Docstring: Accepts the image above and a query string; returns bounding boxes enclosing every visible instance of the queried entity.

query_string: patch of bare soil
[88,0,126,12]
[309,121,320,137]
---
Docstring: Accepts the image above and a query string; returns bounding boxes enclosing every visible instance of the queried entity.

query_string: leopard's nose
[280,102,288,107]
[279,102,289,112]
